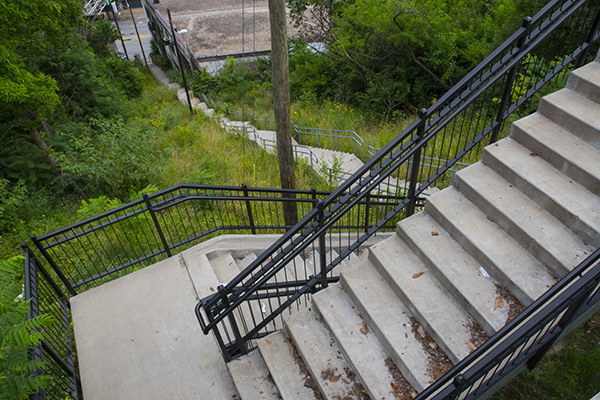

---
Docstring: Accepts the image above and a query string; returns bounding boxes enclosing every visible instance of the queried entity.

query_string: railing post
[242,184,257,234]
[317,199,328,289]
[29,237,77,296]
[143,192,172,257]
[406,108,427,217]
[364,194,371,233]
[490,17,532,144]
[218,284,247,358]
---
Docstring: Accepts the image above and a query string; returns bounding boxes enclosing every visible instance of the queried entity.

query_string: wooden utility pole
[268,0,298,227]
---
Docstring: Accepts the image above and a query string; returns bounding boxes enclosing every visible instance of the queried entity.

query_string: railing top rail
[293,124,365,146]
[34,183,333,243]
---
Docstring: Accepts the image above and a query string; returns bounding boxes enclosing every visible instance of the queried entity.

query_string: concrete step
[228,350,281,400]
[511,113,600,194]
[482,138,600,248]
[209,252,240,284]
[312,282,415,399]
[341,261,434,392]
[567,60,600,107]
[368,234,484,364]
[284,308,370,400]
[425,187,557,306]
[257,332,321,400]
[538,88,600,149]
[454,163,594,276]
[397,212,512,335]
[235,252,258,271]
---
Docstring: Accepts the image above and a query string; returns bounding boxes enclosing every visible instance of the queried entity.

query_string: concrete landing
[70,235,281,400]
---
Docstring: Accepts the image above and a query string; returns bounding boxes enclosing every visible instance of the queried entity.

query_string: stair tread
[511,113,600,194]
[455,162,594,276]
[483,138,600,247]
[426,187,557,306]
[228,350,281,400]
[369,234,481,364]
[258,332,318,400]
[567,60,600,105]
[341,262,434,392]
[538,88,600,149]
[397,212,511,335]
[313,283,413,399]
[235,252,258,271]
[285,308,369,400]
[210,253,240,284]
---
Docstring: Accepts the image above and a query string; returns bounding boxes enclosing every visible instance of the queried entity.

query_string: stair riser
[367,248,466,364]
[481,147,600,247]
[452,171,570,278]
[339,273,430,392]
[511,122,600,195]
[424,199,534,307]
[396,224,498,335]
[567,66,600,105]
[538,95,600,148]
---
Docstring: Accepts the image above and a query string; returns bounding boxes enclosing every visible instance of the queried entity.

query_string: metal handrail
[293,124,364,155]
[259,137,321,168]
[196,0,600,365]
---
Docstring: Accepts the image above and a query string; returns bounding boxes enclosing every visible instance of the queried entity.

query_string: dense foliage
[0,257,53,399]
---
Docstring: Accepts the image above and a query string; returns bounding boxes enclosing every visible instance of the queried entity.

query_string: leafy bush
[104,56,146,98]
[0,179,27,232]
[52,118,168,198]
[0,257,52,400]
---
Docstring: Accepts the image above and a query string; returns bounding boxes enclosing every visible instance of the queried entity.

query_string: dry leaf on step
[411,389,418,399]
[417,325,426,339]
[428,341,438,350]
[493,296,504,310]
[287,341,296,357]
[434,368,443,379]
[310,341,316,350]
[431,231,439,236]
[360,321,369,335]
[529,152,539,157]
[329,374,342,383]
[412,272,424,279]
[265,339,271,344]
[467,341,477,351]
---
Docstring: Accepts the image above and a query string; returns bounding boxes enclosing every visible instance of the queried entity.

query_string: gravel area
[153,0,298,57]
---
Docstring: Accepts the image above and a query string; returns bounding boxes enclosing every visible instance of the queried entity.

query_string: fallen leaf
[287,341,296,357]
[411,388,418,399]
[341,378,349,384]
[155,331,159,333]
[329,374,342,383]
[417,325,426,339]
[467,341,477,351]
[391,381,399,392]
[428,341,438,350]
[431,231,439,236]
[529,152,539,157]
[412,271,424,279]
[360,321,369,335]
[310,341,316,350]
[434,368,443,379]
[265,339,271,344]
[494,296,504,310]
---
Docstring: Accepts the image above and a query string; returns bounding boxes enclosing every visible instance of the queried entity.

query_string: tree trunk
[28,124,60,174]
[269,0,298,227]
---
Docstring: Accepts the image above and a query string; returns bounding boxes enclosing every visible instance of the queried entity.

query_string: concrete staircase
[217,61,600,399]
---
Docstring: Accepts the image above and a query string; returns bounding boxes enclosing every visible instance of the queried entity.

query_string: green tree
[0,0,81,173]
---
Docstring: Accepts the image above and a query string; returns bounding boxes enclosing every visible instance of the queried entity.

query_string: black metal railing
[24,245,80,400]
[196,0,600,361]
[23,183,410,397]
[30,184,406,294]
[415,247,600,400]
